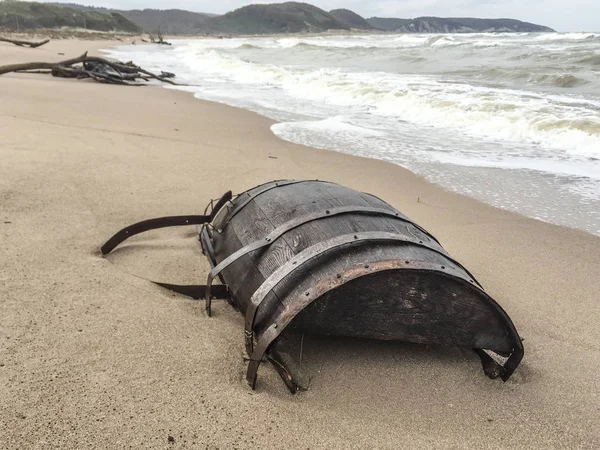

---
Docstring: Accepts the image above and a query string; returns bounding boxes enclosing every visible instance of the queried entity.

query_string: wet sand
[1,39,599,449]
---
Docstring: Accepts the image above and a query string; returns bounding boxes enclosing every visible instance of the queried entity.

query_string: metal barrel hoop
[243,231,485,356]
[204,205,452,315]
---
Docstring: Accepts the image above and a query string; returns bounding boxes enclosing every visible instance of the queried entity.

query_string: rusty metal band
[245,259,523,389]
[243,231,482,355]
[200,226,217,269]
[209,190,234,222]
[217,180,337,232]
[500,347,524,382]
[204,205,437,315]
[200,226,235,307]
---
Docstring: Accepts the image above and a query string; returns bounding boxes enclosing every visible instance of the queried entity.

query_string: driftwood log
[0,52,179,86]
[147,30,171,46]
[0,37,50,48]
[156,30,171,46]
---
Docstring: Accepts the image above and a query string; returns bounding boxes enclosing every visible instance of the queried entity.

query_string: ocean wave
[273,116,386,137]
[534,32,599,41]
[108,33,600,164]
[426,35,464,47]
[535,118,600,135]
[503,52,600,71]
[276,37,383,49]
[575,54,600,65]
[424,154,600,180]
[292,42,380,51]
[392,35,430,44]
[176,48,600,159]
[237,43,259,49]
[536,73,587,88]
[106,35,600,235]
[227,33,600,63]
[476,68,588,88]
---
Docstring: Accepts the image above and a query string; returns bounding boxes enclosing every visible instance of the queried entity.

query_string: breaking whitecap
[106,32,600,236]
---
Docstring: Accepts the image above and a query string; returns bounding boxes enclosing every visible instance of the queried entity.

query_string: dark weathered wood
[0,52,88,76]
[156,29,171,46]
[15,69,52,74]
[289,270,512,350]
[0,52,180,86]
[213,180,481,332]
[208,180,523,389]
[0,37,49,48]
[216,198,278,310]
[147,30,171,45]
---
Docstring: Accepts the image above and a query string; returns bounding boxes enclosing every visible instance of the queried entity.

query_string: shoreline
[105,36,600,238]
[1,39,599,448]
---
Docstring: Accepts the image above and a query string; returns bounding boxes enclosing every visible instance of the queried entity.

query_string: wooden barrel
[201,180,523,389]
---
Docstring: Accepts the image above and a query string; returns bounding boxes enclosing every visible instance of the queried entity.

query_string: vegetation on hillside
[118,9,213,35]
[329,9,374,30]
[204,2,347,34]
[366,16,555,33]
[0,1,140,32]
[1,1,555,35]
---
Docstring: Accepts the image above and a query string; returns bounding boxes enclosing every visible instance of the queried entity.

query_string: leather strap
[154,282,230,300]
[100,191,233,303]
[101,191,232,256]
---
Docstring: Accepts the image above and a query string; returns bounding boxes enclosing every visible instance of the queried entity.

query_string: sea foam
[106,32,600,235]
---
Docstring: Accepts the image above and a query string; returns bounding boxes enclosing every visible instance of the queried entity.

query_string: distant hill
[2,2,555,35]
[367,17,554,33]
[204,2,347,34]
[329,9,374,30]
[0,1,140,32]
[47,2,111,12]
[47,4,215,34]
[118,9,214,34]
[365,18,410,31]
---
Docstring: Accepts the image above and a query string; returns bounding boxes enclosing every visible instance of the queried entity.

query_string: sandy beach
[1,38,599,449]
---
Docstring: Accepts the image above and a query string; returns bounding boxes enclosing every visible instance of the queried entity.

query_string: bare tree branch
[0,51,180,87]
[0,37,50,48]
[0,52,88,76]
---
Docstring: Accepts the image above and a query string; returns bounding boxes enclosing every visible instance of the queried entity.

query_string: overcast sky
[50,0,600,32]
